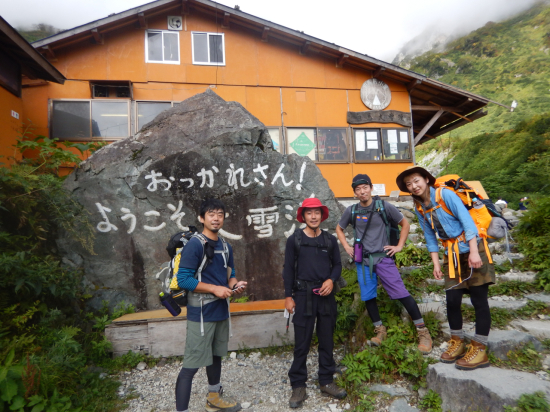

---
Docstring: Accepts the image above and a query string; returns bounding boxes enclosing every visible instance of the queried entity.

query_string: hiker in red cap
[283,198,346,408]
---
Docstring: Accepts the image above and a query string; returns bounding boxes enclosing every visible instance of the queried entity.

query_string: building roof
[31,0,507,145]
[0,16,65,85]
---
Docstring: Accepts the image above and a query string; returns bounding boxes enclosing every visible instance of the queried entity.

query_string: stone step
[492,253,525,266]
[427,363,550,411]
[369,383,412,397]
[389,398,419,412]
[497,270,536,283]
[510,319,550,340]
[526,293,550,304]
[464,330,543,360]
[462,297,527,310]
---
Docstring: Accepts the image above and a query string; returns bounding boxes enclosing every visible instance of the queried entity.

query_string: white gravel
[119,348,352,412]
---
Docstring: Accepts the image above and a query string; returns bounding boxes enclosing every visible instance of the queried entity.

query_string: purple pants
[356,257,410,301]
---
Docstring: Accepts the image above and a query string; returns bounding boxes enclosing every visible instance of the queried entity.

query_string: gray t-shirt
[338,201,404,265]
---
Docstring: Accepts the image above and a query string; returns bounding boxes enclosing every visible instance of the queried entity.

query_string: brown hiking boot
[206,387,241,412]
[417,327,433,354]
[369,325,387,346]
[289,387,307,408]
[440,336,466,363]
[320,382,347,399]
[455,340,490,370]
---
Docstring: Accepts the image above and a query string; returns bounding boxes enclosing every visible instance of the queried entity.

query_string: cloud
[0,0,542,61]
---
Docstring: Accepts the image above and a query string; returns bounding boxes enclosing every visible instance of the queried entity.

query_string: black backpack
[291,229,347,293]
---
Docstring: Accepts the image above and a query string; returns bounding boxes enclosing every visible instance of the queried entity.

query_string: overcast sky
[0,0,540,61]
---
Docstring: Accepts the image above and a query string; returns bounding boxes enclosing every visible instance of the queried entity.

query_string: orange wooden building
[18,0,504,197]
[0,16,65,165]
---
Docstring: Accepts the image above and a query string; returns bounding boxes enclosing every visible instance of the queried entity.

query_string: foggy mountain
[392,0,547,68]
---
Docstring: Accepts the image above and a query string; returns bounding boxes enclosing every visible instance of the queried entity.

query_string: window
[382,128,411,160]
[51,100,130,141]
[317,128,348,162]
[137,102,172,132]
[287,128,317,161]
[353,127,411,162]
[146,30,180,64]
[192,32,225,65]
[267,127,282,153]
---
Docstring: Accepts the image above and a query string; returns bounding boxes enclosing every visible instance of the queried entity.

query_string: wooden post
[91,28,104,44]
[222,12,230,28]
[336,53,349,68]
[414,109,444,145]
[137,12,147,29]
[261,26,270,42]
[300,41,311,55]
[373,67,385,79]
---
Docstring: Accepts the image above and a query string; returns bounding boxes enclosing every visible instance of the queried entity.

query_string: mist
[1,0,544,61]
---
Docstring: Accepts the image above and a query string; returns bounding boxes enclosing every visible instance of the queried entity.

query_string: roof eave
[0,17,65,84]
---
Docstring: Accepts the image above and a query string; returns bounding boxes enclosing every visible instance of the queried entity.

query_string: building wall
[21,10,414,197]
[0,87,23,165]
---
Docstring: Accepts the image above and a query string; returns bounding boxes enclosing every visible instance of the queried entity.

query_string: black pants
[175,356,222,411]
[446,284,491,336]
[288,292,336,388]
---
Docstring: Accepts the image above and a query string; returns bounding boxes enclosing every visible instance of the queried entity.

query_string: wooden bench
[105,300,294,357]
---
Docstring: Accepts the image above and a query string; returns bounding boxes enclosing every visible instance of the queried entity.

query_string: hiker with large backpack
[335,174,433,354]
[397,166,495,370]
[283,198,347,408]
[174,199,246,412]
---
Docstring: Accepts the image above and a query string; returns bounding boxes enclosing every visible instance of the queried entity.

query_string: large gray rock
[427,363,550,411]
[464,330,543,360]
[511,320,550,340]
[58,90,344,309]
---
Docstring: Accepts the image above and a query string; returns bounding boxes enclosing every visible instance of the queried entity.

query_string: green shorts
[443,244,496,290]
[183,319,229,369]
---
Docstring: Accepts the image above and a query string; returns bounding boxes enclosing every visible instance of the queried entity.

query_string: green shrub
[419,389,443,412]
[504,391,550,412]
[395,243,432,268]
[517,196,550,272]
[489,343,542,373]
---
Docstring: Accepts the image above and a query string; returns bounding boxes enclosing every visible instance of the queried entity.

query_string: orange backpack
[415,175,493,281]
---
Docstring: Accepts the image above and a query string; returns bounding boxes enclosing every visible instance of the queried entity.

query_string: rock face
[427,363,550,411]
[59,90,344,310]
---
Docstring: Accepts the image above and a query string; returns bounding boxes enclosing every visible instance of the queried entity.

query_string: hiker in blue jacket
[175,199,247,412]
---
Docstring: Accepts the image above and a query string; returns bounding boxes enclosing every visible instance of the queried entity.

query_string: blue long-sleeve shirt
[177,266,236,291]
[415,186,479,254]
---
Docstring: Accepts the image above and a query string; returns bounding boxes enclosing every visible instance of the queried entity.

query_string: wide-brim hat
[296,198,329,223]
[396,166,436,193]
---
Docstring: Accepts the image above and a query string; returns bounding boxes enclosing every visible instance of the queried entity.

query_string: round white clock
[360,78,391,110]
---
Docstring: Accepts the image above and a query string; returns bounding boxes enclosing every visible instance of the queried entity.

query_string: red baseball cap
[296,198,329,223]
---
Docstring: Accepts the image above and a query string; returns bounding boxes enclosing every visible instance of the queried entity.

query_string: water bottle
[159,292,182,317]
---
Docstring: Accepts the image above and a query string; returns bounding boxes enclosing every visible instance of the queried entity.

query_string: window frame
[191,32,226,66]
[352,127,412,163]
[49,99,131,142]
[266,127,283,153]
[145,30,180,65]
[135,100,177,133]
[315,127,350,164]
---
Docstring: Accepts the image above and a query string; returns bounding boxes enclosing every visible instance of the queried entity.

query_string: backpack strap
[321,229,334,269]
[293,229,302,286]
[375,198,391,244]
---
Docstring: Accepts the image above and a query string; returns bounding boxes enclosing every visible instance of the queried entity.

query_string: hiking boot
[320,382,347,399]
[369,325,387,346]
[455,340,490,371]
[440,336,466,364]
[289,387,307,408]
[417,327,433,354]
[206,387,241,412]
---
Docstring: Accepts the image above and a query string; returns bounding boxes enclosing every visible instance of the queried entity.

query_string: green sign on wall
[290,132,316,156]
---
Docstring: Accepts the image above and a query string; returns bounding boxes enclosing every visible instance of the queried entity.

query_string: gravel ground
[119,347,354,412]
